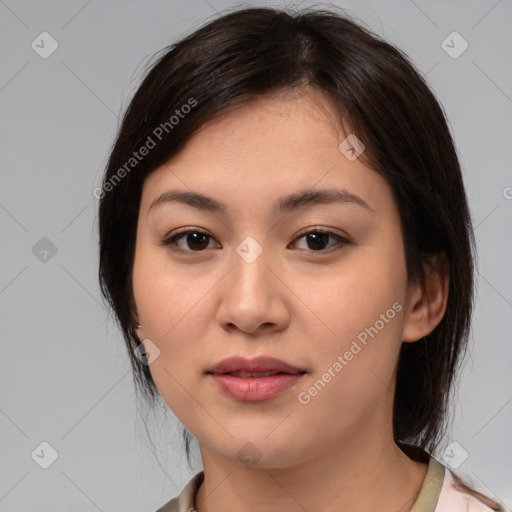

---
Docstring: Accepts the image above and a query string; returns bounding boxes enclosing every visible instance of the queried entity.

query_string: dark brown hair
[97,5,502,509]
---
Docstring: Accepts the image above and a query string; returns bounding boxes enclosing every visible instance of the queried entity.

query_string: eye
[291,229,351,252]
[160,227,351,253]
[160,229,220,252]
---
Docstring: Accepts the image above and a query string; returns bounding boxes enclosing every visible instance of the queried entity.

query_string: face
[132,88,414,469]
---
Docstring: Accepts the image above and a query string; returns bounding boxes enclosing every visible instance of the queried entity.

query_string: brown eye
[305,232,331,251]
[161,228,350,254]
[292,230,350,252]
[162,230,220,252]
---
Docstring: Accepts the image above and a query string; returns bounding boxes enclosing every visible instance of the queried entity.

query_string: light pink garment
[436,468,499,511]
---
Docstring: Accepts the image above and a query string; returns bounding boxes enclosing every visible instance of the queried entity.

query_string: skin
[132,87,449,512]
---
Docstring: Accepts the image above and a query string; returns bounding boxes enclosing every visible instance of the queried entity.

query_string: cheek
[313,252,405,341]
[132,245,216,414]
[301,248,406,398]
[133,247,199,402]
[133,240,204,336]
[139,305,207,429]
[294,279,405,440]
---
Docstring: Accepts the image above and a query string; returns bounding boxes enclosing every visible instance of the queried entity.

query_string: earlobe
[132,304,143,340]
[402,253,449,343]
[132,315,144,340]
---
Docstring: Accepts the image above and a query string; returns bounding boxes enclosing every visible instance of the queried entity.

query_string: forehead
[140,89,395,219]
[189,87,343,154]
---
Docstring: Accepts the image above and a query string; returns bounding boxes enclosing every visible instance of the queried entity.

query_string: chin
[211,434,307,470]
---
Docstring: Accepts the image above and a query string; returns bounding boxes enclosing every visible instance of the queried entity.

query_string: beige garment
[154,455,496,512]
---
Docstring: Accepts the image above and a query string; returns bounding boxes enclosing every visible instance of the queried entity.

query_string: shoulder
[436,466,503,512]
[153,496,179,512]
[153,471,204,512]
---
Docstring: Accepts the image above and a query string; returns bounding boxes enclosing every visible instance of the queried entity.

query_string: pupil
[307,232,328,250]
[188,232,208,250]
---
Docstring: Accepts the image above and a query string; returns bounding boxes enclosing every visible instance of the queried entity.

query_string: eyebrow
[148,187,373,215]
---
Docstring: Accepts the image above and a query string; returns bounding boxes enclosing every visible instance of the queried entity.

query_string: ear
[130,298,144,340]
[402,253,449,343]
[132,312,144,341]
[135,324,144,341]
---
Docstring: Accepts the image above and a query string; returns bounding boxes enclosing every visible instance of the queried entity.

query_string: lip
[206,356,307,402]
[207,355,305,375]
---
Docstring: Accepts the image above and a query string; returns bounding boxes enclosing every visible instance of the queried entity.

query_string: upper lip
[207,356,306,375]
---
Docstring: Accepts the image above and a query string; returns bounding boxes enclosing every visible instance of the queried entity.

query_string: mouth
[216,370,307,377]
[206,355,307,376]
[206,355,308,401]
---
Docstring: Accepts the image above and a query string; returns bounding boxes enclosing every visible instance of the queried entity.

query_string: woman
[97,6,504,512]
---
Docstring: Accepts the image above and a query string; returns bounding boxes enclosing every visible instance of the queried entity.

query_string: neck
[195,425,428,512]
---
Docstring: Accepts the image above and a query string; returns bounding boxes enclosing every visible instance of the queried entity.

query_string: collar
[156,455,445,512]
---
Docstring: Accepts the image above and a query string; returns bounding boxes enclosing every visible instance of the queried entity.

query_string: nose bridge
[230,235,273,305]
[216,235,288,333]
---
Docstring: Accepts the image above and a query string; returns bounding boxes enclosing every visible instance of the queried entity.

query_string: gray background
[0,0,511,510]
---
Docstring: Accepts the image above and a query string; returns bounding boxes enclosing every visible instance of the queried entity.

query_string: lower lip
[209,373,305,401]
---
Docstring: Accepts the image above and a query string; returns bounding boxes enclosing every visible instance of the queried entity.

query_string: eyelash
[160,227,352,254]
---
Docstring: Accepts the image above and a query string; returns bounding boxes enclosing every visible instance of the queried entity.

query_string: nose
[215,244,290,335]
